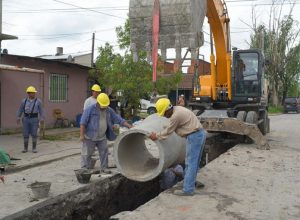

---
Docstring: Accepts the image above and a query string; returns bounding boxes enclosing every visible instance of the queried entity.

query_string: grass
[268,105,283,114]
[40,131,79,141]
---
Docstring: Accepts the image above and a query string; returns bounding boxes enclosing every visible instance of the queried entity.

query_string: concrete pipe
[114,114,186,182]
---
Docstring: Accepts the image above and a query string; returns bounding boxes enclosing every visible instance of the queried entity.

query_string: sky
[2,0,300,62]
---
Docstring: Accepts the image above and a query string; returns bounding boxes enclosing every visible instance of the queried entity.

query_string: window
[49,74,68,102]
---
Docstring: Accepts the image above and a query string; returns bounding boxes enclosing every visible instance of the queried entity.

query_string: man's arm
[79,106,91,140]
[80,125,86,141]
[122,121,133,129]
[38,100,45,121]
[149,117,178,141]
[109,108,132,128]
[16,99,25,124]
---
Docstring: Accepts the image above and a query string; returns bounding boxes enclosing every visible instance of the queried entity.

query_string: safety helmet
[97,93,110,107]
[155,98,172,116]
[26,86,37,93]
[91,84,101,92]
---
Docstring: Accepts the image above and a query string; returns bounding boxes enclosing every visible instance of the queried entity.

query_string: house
[158,59,211,105]
[38,47,92,67]
[0,54,92,133]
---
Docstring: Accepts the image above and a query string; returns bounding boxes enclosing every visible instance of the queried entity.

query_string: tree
[92,19,183,118]
[249,1,300,105]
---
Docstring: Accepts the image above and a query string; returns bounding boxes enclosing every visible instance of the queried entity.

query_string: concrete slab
[112,114,300,220]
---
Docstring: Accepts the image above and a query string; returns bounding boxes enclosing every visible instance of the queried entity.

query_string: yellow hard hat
[155,98,171,116]
[26,86,37,93]
[91,84,101,92]
[97,93,110,107]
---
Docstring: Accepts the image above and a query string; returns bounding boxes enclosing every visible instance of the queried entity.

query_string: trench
[3,133,238,220]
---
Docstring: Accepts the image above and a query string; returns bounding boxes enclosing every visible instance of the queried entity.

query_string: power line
[52,0,126,19]
[17,28,115,37]
[4,6,128,14]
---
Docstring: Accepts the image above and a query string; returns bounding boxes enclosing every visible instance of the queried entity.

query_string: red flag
[152,0,160,82]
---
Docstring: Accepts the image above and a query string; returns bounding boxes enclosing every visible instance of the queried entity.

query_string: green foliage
[156,71,183,95]
[268,105,283,114]
[116,19,130,51]
[93,18,183,118]
[250,11,300,105]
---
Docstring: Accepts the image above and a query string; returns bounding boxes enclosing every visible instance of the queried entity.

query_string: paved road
[113,113,300,220]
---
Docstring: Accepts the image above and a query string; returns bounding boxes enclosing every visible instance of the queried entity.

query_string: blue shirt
[80,103,126,141]
[17,98,45,119]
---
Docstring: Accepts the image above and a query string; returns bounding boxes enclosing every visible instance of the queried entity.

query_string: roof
[2,54,91,70]
[0,64,44,73]
[162,73,194,90]
[179,74,194,89]
[38,52,91,60]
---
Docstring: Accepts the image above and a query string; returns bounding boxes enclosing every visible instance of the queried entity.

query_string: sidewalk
[0,128,81,173]
[0,127,118,219]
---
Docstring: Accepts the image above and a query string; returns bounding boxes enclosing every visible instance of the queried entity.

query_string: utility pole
[91,32,95,67]
[0,0,17,63]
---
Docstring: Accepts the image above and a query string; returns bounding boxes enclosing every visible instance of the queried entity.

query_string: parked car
[140,95,168,115]
[283,97,300,113]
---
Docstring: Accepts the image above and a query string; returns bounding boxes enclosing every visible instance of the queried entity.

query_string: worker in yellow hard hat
[80,93,132,173]
[16,86,45,153]
[149,98,206,196]
[83,84,102,110]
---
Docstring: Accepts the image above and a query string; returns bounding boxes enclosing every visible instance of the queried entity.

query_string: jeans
[22,117,39,143]
[183,129,206,194]
[82,139,108,170]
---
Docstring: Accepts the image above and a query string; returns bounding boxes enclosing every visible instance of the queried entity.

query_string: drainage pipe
[113,114,186,182]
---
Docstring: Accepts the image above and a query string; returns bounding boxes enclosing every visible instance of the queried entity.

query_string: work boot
[177,181,205,189]
[22,141,28,153]
[173,190,194,196]
[101,168,112,174]
[32,142,38,153]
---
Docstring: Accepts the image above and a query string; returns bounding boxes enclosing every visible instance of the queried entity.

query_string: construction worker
[177,94,185,106]
[149,98,206,196]
[80,84,102,167]
[83,84,101,110]
[17,86,45,153]
[80,93,132,174]
[159,164,184,191]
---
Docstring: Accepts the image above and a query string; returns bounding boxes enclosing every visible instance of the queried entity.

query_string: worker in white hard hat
[177,94,185,106]
[16,86,45,153]
[83,84,102,110]
[80,93,132,174]
[149,98,206,196]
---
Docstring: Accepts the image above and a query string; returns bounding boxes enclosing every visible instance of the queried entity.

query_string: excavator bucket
[129,0,207,54]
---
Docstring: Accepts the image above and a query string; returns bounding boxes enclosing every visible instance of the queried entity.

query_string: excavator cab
[232,49,267,105]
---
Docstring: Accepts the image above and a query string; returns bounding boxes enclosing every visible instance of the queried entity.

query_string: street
[1,113,300,219]
[113,113,300,220]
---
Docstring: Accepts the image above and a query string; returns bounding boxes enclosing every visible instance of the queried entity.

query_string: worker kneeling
[80,93,132,174]
[149,98,206,196]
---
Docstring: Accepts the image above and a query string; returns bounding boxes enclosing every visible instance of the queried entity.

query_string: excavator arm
[206,0,232,100]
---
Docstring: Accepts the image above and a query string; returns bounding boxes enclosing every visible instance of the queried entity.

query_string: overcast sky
[2,0,300,61]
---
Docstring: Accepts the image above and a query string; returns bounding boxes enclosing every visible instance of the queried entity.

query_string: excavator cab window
[233,52,260,97]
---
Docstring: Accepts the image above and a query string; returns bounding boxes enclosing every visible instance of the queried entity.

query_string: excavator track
[198,117,270,150]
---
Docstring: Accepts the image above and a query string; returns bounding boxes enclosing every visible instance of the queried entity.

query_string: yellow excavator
[129,0,270,149]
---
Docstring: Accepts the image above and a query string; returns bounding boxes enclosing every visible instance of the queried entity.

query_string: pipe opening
[117,132,161,180]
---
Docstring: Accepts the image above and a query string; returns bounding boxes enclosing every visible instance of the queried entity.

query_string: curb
[5,153,80,174]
